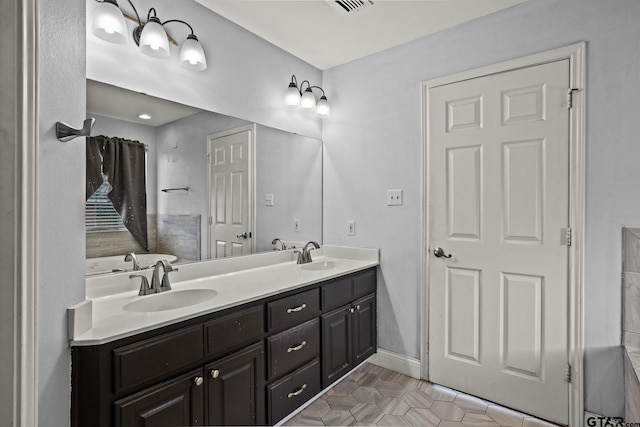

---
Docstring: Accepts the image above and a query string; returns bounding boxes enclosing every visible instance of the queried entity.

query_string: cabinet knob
[210,369,220,379]
[349,307,355,314]
[194,376,204,386]
[356,305,360,310]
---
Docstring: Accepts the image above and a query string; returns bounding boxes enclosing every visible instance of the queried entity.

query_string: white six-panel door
[208,127,253,258]
[428,59,570,424]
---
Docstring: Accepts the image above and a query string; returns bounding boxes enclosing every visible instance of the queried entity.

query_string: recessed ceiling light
[138,113,152,120]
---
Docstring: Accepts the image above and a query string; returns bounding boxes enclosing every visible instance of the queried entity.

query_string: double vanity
[69,246,379,426]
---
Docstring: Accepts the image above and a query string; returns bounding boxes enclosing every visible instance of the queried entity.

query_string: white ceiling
[196,0,525,70]
[87,80,202,127]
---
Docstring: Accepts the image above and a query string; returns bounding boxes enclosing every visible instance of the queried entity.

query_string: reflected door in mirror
[208,127,254,258]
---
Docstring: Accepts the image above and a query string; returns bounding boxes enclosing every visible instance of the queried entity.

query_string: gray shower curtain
[86,135,149,251]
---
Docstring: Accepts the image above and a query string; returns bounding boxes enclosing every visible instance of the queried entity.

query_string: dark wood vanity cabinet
[321,270,377,388]
[72,267,376,427]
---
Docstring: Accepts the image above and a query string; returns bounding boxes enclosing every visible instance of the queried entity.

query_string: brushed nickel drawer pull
[287,341,307,352]
[287,303,306,314]
[288,384,307,398]
[210,369,220,379]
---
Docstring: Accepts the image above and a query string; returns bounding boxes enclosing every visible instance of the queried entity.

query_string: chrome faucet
[130,274,152,296]
[272,238,287,251]
[150,260,178,293]
[124,252,140,271]
[300,241,320,264]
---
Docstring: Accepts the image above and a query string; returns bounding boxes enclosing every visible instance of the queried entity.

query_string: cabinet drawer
[320,277,352,310]
[267,358,321,424]
[267,288,319,331]
[204,305,264,357]
[113,325,203,394]
[353,270,376,299]
[267,318,320,380]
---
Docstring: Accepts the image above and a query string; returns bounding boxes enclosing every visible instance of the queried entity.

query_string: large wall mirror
[85,80,322,275]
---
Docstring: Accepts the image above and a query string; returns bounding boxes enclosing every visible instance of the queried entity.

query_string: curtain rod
[161,187,190,193]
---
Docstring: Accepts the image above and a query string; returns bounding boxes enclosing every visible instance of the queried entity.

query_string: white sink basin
[123,289,218,313]
[299,261,337,271]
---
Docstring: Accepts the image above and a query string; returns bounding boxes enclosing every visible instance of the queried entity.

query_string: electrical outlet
[347,220,356,236]
[387,189,403,206]
[265,194,274,206]
[294,218,301,232]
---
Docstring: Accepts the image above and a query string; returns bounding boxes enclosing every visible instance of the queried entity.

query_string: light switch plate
[294,218,301,232]
[347,220,356,236]
[387,189,403,206]
[265,194,274,206]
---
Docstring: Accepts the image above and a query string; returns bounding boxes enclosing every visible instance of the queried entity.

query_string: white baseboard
[366,349,422,379]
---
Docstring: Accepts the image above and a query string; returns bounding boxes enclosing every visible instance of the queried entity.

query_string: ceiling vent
[325,0,374,15]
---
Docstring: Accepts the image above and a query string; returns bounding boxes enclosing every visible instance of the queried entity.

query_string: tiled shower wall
[85,214,201,263]
[622,227,640,420]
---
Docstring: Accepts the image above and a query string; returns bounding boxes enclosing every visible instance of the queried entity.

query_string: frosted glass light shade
[300,88,316,110]
[92,0,128,43]
[316,96,331,118]
[284,84,301,106]
[180,35,207,71]
[139,17,170,58]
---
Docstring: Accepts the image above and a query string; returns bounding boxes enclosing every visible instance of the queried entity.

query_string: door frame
[207,124,257,258]
[420,42,586,425]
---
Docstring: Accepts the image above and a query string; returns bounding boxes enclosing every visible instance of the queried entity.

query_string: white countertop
[69,246,379,346]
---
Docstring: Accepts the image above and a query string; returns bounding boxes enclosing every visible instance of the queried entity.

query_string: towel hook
[56,118,96,142]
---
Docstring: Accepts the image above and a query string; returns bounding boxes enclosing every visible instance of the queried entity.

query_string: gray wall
[255,124,323,252]
[38,0,87,423]
[322,0,640,417]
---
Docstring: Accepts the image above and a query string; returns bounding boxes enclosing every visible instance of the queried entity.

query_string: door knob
[236,232,252,239]
[433,247,452,258]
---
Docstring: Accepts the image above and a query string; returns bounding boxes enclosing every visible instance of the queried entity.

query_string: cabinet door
[114,368,205,427]
[321,305,353,387]
[353,294,377,365]
[205,341,265,426]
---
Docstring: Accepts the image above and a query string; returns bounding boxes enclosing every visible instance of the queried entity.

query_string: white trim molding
[420,42,586,426]
[367,349,422,379]
[15,0,39,425]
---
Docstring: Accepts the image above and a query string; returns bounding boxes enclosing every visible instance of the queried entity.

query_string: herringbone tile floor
[282,362,561,427]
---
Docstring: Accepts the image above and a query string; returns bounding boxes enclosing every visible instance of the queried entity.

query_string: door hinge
[567,88,579,109]
[565,364,572,383]
[563,227,572,246]
[209,216,213,225]
[207,153,212,164]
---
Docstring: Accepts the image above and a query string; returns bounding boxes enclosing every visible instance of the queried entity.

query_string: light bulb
[92,0,128,44]
[316,96,331,118]
[139,17,170,58]
[300,88,316,110]
[179,35,207,71]
[284,83,301,107]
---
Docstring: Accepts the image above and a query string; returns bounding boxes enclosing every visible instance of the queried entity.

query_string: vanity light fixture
[284,75,331,119]
[92,0,207,71]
